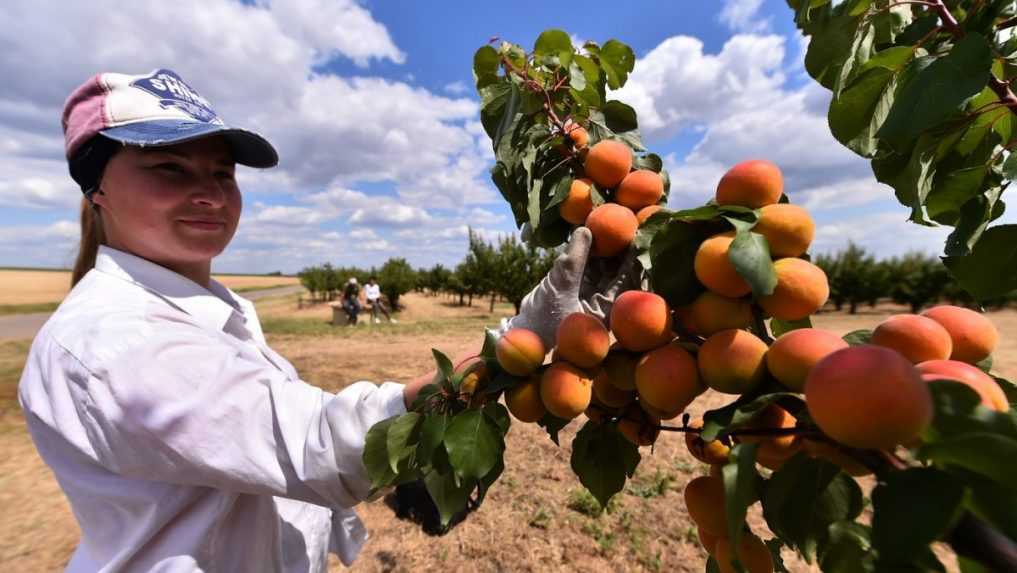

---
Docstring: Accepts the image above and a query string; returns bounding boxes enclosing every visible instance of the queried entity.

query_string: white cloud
[719,0,770,33]
[444,81,468,95]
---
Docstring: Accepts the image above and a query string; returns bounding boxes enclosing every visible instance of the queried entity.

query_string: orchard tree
[493,234,557,313]
[377,258,416,311]
[888,252,951,312]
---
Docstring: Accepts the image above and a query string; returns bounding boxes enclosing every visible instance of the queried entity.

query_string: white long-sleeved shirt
[17,245,406,572]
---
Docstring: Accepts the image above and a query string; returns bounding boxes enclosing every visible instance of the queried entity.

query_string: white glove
[498,227,643,349]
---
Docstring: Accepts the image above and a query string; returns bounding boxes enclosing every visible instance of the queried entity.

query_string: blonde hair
[71,198,105,287]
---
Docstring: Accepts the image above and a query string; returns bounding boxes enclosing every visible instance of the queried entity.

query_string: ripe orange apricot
[635,342,703,417]
[754,439,802,471]
[685,419,731,465]
[584,139,632,188]
[615,169,664,210]
[766,328,849,391]
[600,346,640,391]
[586,203,639,257]
[496,328,546,376]
[758,258,829,321]
[684,475,728,536]
[559,178,594,225]
[716,159,783,209]
[802,439,872,477]
[566,124,589,148]
[917,359,1009,412]
[805,345,932,450]
[695,232,751,298]
[689,291,752,336]
[505,375,545,423]
[753,204,815,258]
[738,405,796,449]
[636,204,664,225]
[556,312,610,369]
[593,368,636,408]
[540,362,593,419]
[715,533,775,573]
[455,357,489,396]
[609,290,673,352]
[871,314,953,364]
[698,329,769,395]
[618,403,661,446]
[920,305,999,364]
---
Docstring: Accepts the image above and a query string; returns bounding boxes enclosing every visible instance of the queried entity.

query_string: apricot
[618,403,661,446]
[585,395,622,424]
[615,169,664,210]
[635,342,703,417]
[917,359,1009,412]
[802,439,872,476]
[689,291,752,336]
[698,330,769,395]
[805,345,932,450]
[699,528,722,556]
[455,357,489,396]
[636,204,663,225]
[684,475,728,536]
[695,232,751,298]
[639,399,684,421]
[753,204,814,258]
[766,328,849,391]
[566,123,589,148]
[715,533,775,573]
[540,362,593,419]
[586,203,639,257]
[609,290,673,352]
[674,304,698,335]
[600,347,640,391]
[738,405,796,449]
[496,328,546,376]
[593,368,636,408]
[584,139,632,189]
[685,419,731,465]
[716,159,783,209]
[871,314,953,364]
[559,178,594,225]
[556,312,610,369]
[758,258,829,321]
[754,439,800,471]
[921,305,999,364]
[505,375,545,423]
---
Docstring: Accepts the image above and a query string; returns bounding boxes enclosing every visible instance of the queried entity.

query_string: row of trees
[298,230,559,314]
[814,243,1015,314]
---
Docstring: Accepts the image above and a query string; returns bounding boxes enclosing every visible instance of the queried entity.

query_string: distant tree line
[298,229,559,313]
[814,242,1015,314]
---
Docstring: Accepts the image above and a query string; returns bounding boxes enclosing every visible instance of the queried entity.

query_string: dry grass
[0,270,298,305]
[0,293,1013,572]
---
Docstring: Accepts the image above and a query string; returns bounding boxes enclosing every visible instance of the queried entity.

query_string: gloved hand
[500,227,643,349]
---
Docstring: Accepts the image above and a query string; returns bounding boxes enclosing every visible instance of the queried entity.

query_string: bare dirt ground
[0,269,298,305]
[0,292,1013,572]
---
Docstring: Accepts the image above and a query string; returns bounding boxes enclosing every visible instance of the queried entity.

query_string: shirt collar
[93,245,246,333]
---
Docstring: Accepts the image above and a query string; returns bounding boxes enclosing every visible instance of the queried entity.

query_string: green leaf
[762,455,864,560]
[478,80,512,141]
[922,433,1017,492]
[537,412,571,446]
[926,166,989,224]
[829,65,897,157]
[728,231,778,298]
[568,61,587,92]
[491,82,521,154]
[473,46,500,89]
[363,416,398,490]
[534,29,572,59]
[820,522,874,573]
[701,391,802,442]
[877,34,993,147]
[443,409,504,481]
[570,421,641,508]
[943,225,1017,300]
[634,153,663,173]
[599,39,635,90]
[770,317,813,337]
[842,329,872,346]
[966,473,1017,540]
[600,100,638,133]
[646,219,708,307]
[424,470,475,527]
[386,412,422,474]
[833,20,874,97]
[432,349,455,387]
[871,468,965,561]
[587,109,644,151]
[922,380,1017,442]
[944,185,1003,257]
[417,413,450,464]
[483,401,511,435]
[804,8,860,89]
[722,443,761,546]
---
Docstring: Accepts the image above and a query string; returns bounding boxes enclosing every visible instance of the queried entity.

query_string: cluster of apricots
[494,157,1005,572]
[558,136,666,257]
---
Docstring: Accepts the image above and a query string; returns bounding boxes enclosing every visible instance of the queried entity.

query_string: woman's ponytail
[71,198,104,287]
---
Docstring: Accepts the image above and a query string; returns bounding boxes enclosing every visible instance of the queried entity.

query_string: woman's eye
[156,163,185,173]
[216,171,236,180]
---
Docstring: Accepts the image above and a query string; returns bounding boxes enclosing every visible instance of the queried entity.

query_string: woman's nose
[191,175,228,207]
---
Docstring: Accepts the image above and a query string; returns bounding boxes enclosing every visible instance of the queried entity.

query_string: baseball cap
[62,69,278,172]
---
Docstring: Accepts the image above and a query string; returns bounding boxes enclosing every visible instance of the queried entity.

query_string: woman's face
[93,136,241,275]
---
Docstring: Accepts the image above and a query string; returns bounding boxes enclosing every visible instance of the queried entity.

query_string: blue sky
[1,0,1003,273]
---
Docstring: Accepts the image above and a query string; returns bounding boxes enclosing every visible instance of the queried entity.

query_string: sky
[1,0,1008,274]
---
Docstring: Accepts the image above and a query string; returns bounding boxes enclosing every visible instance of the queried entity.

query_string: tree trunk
[458,293,464,306]
[849,301,858,315]
[489,294,496,313]
[468,294,473,307]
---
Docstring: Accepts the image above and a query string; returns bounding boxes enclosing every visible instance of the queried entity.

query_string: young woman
[17,69,639,572]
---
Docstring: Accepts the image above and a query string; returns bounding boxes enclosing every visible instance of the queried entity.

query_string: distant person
[17,68,639,571]
[364,276,396,324]
[342,277,362,325]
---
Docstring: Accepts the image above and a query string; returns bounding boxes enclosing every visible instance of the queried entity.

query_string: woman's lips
[179,219,225,230]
